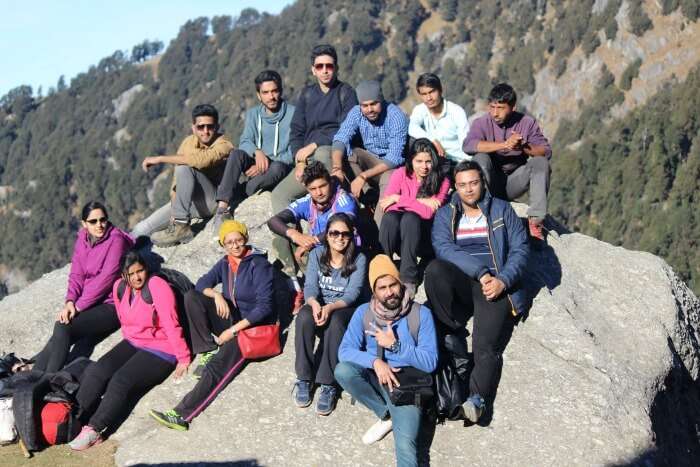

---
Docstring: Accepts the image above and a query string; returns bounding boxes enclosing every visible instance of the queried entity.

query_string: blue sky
[0,0,293,97]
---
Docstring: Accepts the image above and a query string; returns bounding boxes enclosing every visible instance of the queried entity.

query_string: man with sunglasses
[270,44,357,219]
[133,104,233,246]
[211,70,295,232]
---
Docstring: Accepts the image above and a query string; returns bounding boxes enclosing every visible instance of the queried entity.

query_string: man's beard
[379,288,404,310]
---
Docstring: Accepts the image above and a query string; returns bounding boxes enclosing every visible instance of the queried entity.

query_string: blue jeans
[335,361,421,467]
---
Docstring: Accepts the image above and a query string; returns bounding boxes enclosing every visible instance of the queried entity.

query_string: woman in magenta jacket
[68,249,191,450]
[378,138,450,294]
[34,201,134,372]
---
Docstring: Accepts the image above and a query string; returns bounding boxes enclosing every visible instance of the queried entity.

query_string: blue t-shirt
[286,187,358,237]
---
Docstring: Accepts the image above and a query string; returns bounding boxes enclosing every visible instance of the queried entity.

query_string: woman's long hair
[319,213,358,278]
[405,138,443,198]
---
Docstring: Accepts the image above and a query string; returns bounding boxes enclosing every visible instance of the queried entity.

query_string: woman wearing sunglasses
[68,250,191,450]
[149,219,277,431]
[34,201,134,372]
[292,213,367,415]
[378,138,450,297]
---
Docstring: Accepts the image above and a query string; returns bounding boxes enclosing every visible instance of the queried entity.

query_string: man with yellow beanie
[335,254,438,467]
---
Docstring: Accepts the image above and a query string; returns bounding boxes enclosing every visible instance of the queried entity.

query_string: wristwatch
[388,340,400,353]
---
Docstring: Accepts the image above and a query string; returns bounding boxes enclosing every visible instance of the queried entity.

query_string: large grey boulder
[1,193,698,466]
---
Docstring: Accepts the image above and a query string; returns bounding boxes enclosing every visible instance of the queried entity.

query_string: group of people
[30,43,548,466]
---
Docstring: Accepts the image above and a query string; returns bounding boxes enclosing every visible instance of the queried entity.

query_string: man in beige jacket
[132,104,234,246]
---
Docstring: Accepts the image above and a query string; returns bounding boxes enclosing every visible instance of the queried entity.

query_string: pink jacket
[113,276,191,365]
[66,224,134,311]
[384,167,450,220]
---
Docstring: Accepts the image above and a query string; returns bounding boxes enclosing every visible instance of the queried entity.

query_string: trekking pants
[424,259,512,399]
[294,304,354,386]
[34,303,120,373]
[76,339,175,433]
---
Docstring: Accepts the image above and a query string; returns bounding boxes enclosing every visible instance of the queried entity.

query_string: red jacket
[113,276,191,365]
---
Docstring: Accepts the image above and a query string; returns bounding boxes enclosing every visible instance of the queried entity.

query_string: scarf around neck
[369,287,412,326]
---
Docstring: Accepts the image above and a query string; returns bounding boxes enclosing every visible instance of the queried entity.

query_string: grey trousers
[131,165,217,237]
[216,149,290,208]
[473,153,550,219]
[270,145,333,215]
[348,147,394,226]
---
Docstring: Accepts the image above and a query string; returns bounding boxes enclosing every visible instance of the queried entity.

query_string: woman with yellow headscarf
[149,220,277,431]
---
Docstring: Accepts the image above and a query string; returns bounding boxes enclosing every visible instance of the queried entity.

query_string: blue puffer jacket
[195,248,276,325]
[432,191,530,315]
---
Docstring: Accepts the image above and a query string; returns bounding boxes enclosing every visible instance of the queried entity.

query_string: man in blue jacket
[424,160,529,423]
[335,254,437,467]
[212,70,295,231]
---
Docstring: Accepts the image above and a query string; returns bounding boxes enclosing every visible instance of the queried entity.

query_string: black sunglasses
[328,230,352,239]
[85,217,108,225]
[195,123,217,130]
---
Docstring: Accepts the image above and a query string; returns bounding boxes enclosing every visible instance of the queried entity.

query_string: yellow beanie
[218,220,248,246]
[368,254,400,291]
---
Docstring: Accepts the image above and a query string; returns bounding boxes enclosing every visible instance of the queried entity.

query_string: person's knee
[473,152,493,169]
[174,164,195,181]
[327,311,349,336]
[400,212,421,231]
[313,146,333,167]
[424,259,448,282]
[184,289,204,309]
[334,361,359,385]
[295,305,315,331]
[527,156,549,172]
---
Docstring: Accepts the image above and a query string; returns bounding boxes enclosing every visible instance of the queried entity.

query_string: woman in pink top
[378,138,450,294]
[68,250,191,451]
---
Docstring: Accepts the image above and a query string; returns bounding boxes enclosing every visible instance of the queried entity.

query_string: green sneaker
[149,409,189,431]
[193,349,217,379]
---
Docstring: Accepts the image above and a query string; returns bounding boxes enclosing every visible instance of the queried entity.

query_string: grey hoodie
[239,100,295,165]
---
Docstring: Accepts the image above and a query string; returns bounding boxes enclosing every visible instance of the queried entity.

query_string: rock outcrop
[1,193,698,466]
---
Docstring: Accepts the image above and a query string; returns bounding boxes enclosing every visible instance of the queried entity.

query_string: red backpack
[39,401,81,445]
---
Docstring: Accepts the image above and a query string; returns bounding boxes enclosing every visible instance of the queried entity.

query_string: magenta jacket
[113,276,191,365]
[65,224,134,311]
[383,166,451,220]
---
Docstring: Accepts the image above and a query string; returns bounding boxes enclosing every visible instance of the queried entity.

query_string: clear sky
[0,0,294,97]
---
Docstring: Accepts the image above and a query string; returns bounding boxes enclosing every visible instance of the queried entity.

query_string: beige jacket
[171,133,234,192]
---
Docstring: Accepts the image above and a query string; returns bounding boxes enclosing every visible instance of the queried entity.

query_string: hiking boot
[151,221,194,247]
[68,425,103,451]
[149,408,189,431]
[404,282,417,300]
[315,384,337,416]
[528,217,546,242]
[462,393,485,423]
[292,379,312,408]
[362,418,393,445]
[211,208,232,239]
[292,290,304,315]
[193,349,217,379]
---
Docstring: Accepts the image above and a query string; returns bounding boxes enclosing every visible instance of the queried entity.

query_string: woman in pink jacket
[68,249,191,450]
[34,201,134,372]
[378,138,450,295]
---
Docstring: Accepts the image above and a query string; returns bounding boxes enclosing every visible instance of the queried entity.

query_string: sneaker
[362,418,393,445]
[151,221,194,247]
[193,349,217,379]
[292,380,312,408]
[462,393,485,423]
[528,217,546,241]
[149,408,189,431]
[315,384,337,416]
[68,425,103,451]
[292,290,304,315]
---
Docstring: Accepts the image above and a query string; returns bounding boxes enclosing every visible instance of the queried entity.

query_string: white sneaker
[362,418,393,445]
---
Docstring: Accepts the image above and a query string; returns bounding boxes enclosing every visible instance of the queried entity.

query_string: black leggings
[294,304,354,386]
[76,340,175,432]
[34,303,120,372]
[424,259,512,399]
[379,211,433,284]
[182,289,235,355]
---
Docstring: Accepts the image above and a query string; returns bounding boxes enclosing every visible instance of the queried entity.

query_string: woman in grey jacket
[292,213,367,415]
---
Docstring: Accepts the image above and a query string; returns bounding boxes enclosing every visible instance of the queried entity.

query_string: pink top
[384,166,450,220]
[113,276,191,365]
